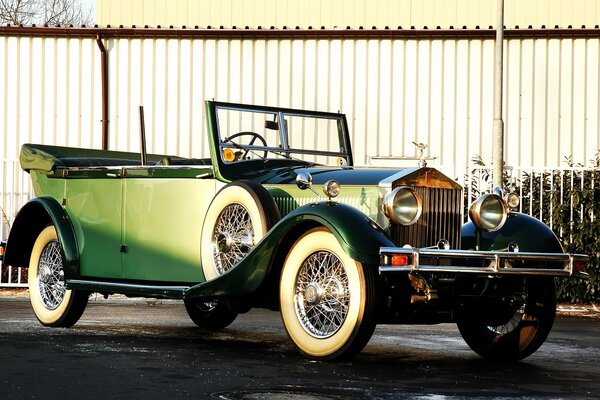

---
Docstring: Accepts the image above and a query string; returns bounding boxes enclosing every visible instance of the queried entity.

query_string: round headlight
[469,193,508,232]
[505,192,520,209]
[383,187,422,226]
[323,180,341,199]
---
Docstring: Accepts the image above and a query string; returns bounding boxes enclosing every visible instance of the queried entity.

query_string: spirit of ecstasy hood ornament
[412,141,428,168]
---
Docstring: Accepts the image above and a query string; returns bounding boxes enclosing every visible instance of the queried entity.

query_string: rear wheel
[28,226,89,327]
[279,227,377,360]
[456,277,556,361]
[184,299,238,329]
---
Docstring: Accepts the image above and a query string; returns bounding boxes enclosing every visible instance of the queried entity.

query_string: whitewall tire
[279,227,377,360]
[28,226,88,327]
[201,181,279,281]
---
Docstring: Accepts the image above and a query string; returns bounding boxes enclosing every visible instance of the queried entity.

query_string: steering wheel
[225,131,268,160]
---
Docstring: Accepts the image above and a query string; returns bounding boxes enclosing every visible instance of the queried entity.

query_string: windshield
[215,104,352,166]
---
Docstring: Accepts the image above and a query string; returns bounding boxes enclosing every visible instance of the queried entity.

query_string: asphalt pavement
[0,293,599,400]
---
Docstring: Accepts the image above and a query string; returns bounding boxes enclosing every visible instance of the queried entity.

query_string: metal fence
[465,165,598,234]
[1,163,597,287]
[1,160,31,287]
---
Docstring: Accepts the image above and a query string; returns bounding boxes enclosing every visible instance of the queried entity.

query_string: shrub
[466,154,600,303]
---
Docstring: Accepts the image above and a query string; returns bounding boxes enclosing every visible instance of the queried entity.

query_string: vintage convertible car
[0,101,588,361]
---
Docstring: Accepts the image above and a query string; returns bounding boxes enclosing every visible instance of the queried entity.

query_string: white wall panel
[3,32,600,201]
[0,37,6,160]
[545,38,561,166]
[572,39,587,165]
[585,39,599,164]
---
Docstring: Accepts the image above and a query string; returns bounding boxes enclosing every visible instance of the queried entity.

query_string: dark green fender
[462,212,564,253]
[185,201,394,299]
[3,197,80,278]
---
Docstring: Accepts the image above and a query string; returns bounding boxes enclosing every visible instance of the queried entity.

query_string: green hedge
[467,155,600,303]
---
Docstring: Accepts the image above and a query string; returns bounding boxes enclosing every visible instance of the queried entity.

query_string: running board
[67,279,189,299]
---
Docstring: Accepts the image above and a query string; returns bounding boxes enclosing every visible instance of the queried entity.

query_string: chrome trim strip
[379,265,587,277]
[379,247,589,278]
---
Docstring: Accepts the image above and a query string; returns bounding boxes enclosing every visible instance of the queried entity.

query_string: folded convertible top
[19,143,173,172]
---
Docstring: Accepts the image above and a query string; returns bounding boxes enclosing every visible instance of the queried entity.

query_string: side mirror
[265,120,279,130]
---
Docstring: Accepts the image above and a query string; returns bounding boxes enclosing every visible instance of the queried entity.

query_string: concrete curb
[557,303,600,318]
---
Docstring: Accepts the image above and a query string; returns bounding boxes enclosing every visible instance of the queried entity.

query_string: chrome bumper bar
[379,247,589,278]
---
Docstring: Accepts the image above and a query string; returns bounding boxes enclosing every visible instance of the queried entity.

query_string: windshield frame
[206,101,354,182]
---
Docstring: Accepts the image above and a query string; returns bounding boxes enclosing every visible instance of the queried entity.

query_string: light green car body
[1,100,587,307]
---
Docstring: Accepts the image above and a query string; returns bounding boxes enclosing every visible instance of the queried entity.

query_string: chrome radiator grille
[390,186,462,249]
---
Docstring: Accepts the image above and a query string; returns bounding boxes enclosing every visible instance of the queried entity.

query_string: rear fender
[3,197,80,278]
[185,201,394,299]
[462,212,563,253]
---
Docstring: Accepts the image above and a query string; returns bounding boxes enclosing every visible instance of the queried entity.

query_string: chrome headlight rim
[382,186,422,226]
[469,193,508,232]
[504,192,520,209]
[322,180,341,199]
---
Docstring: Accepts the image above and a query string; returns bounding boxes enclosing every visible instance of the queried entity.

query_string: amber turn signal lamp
[391,254,409,266]
[223,148,236,162]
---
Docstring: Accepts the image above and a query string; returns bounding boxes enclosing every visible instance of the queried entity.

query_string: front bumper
[379,247,589,279]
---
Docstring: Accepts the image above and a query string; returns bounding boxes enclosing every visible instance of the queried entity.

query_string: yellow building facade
[97,0,600,29]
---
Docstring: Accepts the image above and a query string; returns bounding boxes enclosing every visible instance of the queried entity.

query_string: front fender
[461,212,564,253]
[284,201,395,264]
[3,197,80,278]
[185,201,394,299]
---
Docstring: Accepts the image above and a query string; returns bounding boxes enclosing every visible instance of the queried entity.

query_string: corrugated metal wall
[3,30,600,172]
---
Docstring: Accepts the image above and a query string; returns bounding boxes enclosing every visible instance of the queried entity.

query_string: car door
[63,168,124,279]
[121,167,216,283]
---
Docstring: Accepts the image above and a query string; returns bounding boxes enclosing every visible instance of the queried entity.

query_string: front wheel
[200,181,280,281]
[28,226,89,327]
[279,227,377,360]
[456,277,556,361]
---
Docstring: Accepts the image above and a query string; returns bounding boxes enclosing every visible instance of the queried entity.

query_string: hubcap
[37,240,66,310]
[304,283,323,305]
[294,250,350,339]
[212,203,255,275]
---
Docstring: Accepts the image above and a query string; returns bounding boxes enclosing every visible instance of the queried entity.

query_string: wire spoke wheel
[201,181,280,281]
[28,225,89,327]
[280,227,377,360]
[211,203,255,275]
[36,240,66,310]
[294,250,350,338]
[457,277,556,361]
[485,301,526,336]
[184,298,238,329]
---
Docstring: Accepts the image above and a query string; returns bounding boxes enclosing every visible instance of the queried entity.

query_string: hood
[260,166,402,186]
[261,165,461,190]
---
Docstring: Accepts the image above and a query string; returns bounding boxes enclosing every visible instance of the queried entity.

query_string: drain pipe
[96,34,109,150]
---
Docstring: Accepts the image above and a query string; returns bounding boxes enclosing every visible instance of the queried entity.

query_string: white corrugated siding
[2,31,600,235]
